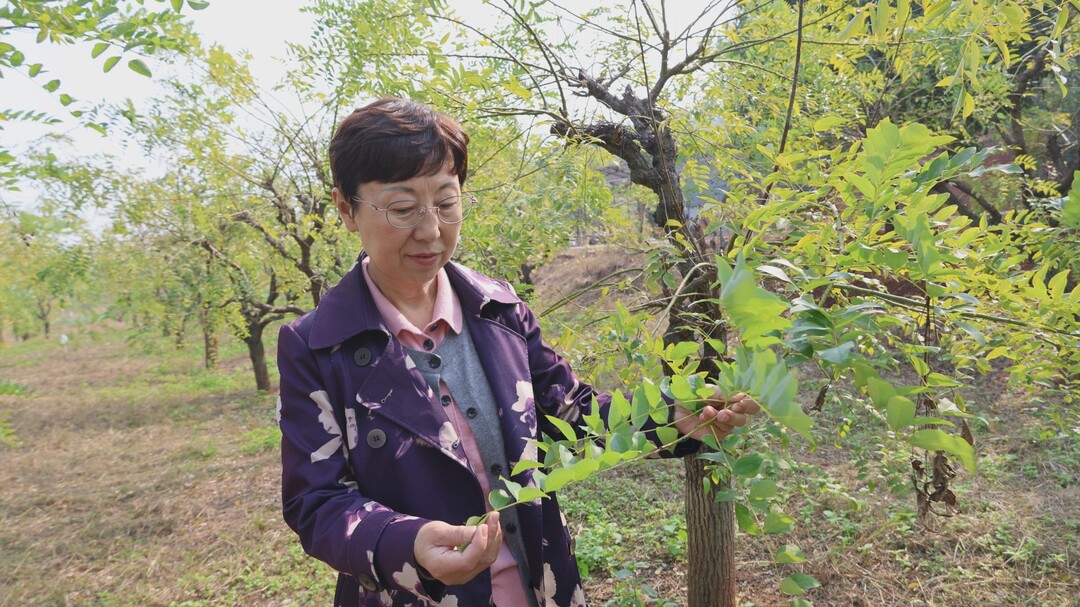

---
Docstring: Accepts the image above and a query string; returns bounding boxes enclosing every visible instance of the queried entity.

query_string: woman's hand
[414,512,502,585]
[673,389,761,443]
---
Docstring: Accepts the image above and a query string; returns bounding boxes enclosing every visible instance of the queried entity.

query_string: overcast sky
[4,0,313,160]
[3,0,726,211]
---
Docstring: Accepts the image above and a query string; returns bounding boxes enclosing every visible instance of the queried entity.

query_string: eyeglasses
[353,192,474,229]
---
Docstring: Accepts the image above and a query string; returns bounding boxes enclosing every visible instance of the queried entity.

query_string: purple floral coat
[278,255,695,607]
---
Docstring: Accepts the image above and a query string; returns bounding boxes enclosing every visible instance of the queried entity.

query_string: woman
[277,97,759,607]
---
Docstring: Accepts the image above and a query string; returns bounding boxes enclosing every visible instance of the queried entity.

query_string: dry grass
[1,247,1078,607]
[0,332,333,607]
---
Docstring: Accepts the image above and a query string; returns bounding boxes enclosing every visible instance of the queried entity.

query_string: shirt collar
[306,252,518,350]
[360,257,463,341]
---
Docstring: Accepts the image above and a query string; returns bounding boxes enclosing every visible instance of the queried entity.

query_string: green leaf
[748,478,778,500]
[735,503,761,535]
[542,467,575,492]
[839,8,866,39]
[188,0,210,9]
[607,391,631,429]
[757,264,793,284]
[712,488,739,502]
[489,488,513,510]
[644,380,668,425]
[171,0,183,10]
[780,573,821,596]
[847,173,876,198]
[511,458,543,476]
[655,425,679,448]
[733,453,764,477]
[127,58,152,78]
[812,115,845,132]
[742,349,812,441]
[717,255,792,348]
[925,373,961,387]
[1063,172,1080,228]
[516,486,546,503]
[546,415,577,442]
[866,376,895,411]
[502,73,532,100]
[886,396,916,430]
[774,544,807,564]
[28,63,42,76]
[667,340,699,363]
[667,374,701,404]
[631,385,650,428]
[59,94,73,106]
[91,42,109,58]
[608,430,632,453]
[464,513,489,527]
[909,429,977,474]
[818,342,855,366]
[582,409,604,436]
[43,79,60,92]
[764,510,794,534]
[103,56,121,73]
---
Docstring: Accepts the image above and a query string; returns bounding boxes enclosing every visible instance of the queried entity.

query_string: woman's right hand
[414,512,502,585]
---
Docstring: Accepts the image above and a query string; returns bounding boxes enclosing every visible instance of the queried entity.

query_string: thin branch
[754,0,805,206]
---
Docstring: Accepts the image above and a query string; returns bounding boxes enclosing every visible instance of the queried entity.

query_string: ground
[1,246,1078,607]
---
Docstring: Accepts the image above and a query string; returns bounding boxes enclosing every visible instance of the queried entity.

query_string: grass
[2,248,1079,606]
[0,324,330,607]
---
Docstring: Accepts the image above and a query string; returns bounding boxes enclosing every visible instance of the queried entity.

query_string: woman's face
[334,167,462,298]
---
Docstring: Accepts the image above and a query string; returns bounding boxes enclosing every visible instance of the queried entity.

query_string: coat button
[451,440,461,450]
[423,338,434,351]
[440,395,452,407]
[367,429,386,449]
[357,573,378,592]
[490,463,503,476]
[506,523,518,534]
[466,407,478,419]
[353,348,372,367]
[428,356,441,369]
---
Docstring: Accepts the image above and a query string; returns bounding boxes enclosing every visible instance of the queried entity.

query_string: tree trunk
[244,322,271,392]
[204,330,219,370]
[201,307,218,370]
[685,450,736,607]
[37,300,51,338]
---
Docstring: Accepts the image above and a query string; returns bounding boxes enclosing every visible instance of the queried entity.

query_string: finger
[482,516,502,566]
[720,410,749,428]
[732,396,760,413]
[451,523,485,562]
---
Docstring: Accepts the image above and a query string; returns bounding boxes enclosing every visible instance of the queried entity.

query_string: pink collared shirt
[362,259,528,607]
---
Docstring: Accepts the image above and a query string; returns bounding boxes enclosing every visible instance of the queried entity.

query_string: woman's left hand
[673,389,761,442]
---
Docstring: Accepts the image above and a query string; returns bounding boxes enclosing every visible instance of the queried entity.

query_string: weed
[603,565,680,607]
[238,426,280,455]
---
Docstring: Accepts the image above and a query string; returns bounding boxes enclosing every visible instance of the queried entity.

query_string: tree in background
[1,0,204,187]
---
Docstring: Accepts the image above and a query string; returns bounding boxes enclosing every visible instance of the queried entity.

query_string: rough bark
[244,321,270,392]
[685,452,736,607]
[204,329,219,370]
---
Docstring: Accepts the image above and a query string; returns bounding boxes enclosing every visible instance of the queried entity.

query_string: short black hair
[328,97,469,209]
